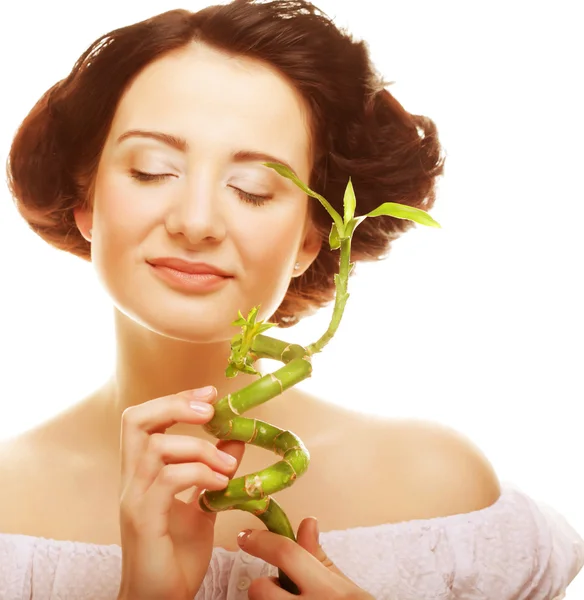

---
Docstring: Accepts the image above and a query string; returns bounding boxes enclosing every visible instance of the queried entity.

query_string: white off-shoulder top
[1,484,582,599]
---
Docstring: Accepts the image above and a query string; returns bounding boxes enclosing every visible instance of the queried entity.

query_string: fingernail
[218,450,238,466]
[189,401,213,415]
[191,386,215,400]
[312,517,319,541]
[237,529,252,546]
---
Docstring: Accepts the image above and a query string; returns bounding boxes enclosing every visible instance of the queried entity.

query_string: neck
[95,308,270,443]
[50,308,319,472]
[118,310,259,399]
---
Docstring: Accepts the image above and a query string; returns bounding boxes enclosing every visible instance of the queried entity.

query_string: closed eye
[129,169,272,206]
[129,169,172,183]
[227,186,273,207]
[130,169,274,206]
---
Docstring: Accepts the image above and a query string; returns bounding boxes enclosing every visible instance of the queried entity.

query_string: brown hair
[6,0,446,327]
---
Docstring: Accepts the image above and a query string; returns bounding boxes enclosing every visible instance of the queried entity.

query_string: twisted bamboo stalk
[198,164,441,592]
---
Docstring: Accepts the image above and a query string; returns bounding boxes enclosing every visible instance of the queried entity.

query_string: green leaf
[329,223,341,250]
[343,178,356,224]
[232,310,248,327]
[262,162,344,231]
[225,364,238,378]
[262,162,316,198]
[349,262,355,276]
[256,322,277,334]
[247,306,259,326]
[366,202,441,228]
[241,363,260,376]
[344,215,367,239]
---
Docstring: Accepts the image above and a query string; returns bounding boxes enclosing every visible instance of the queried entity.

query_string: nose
[164,175,227,245]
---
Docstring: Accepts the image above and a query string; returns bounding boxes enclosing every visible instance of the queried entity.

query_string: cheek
[243,210,302,270]
[93,175,156,252]
[237,207,306,319]
[90,177,153,283]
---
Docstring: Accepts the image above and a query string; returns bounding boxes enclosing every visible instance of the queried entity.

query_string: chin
[127,301,242,344]
[105,265,284,343]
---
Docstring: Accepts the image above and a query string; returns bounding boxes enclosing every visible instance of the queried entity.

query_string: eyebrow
[116,129,299,178]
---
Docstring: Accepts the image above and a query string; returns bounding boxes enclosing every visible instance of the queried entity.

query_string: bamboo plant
[198,163,441,593]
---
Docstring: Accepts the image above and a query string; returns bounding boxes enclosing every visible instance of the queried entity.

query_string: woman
[1,1,582,599]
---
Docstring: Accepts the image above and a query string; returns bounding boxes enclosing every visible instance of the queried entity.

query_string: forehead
[107,42,312,172]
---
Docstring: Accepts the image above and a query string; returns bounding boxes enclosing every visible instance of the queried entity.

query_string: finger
[248,576,289,600]
[296,517,319,555]
[149,462,231,518]
[184,440,246,505]
[237,529,331,591]
[119,460,231,538]
[296,517,350,581]
[215,438,246,470]
[131,433,239,496]
[263,519,349,584]
[120,387,217,485]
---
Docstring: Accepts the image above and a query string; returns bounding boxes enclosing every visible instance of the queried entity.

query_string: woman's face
[76,42,321,343]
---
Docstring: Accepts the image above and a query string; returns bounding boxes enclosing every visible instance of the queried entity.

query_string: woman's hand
[117,386,245,600]
[237,517,375,599]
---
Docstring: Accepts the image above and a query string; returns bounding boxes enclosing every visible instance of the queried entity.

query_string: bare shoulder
[361,415,502,520]
[299,387,502,522]
[0,432,48,535]
[0,420,97,539]
[0,432,44,483]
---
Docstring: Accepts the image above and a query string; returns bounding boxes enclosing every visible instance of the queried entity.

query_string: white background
[1,0,582,596]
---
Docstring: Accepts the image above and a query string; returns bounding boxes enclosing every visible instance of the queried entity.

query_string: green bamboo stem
[200,342,315,594]
[306,236,352,356]
[197,164,441,593]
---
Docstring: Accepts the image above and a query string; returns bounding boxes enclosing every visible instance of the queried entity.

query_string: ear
[73,206,93,242]
[294,217,322,277]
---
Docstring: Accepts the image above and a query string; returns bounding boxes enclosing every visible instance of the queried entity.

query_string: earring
[294,262,300,270]
[89,228,93,236]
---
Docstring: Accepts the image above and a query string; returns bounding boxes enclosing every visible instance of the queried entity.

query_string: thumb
[296,517,350,581]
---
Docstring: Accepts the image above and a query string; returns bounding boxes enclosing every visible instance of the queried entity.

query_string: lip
[147,257,233,277]
[148,262,231,293]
